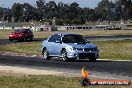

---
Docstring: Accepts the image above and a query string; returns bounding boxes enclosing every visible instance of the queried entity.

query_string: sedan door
[46,35,56,55]
[53,34,62,56]
[47,34,62,56]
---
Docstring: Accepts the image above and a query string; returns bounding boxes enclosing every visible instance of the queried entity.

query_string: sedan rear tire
[30,37,33,41]
[9,38,13,41]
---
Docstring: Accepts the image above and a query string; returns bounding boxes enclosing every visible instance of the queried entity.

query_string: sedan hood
[66,43,97,48]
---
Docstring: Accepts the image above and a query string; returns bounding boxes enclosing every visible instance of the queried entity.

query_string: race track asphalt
[0,54,132,80]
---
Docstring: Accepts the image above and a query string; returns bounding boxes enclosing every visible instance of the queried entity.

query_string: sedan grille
[75,47,97,51]
[79,53,95,59]
[84,48,90,51]
[84,48,97,51]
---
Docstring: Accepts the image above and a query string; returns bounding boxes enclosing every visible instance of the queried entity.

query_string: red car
[9,29,34,41]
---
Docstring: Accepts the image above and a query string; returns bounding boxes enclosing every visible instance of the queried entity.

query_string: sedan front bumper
[67,50,99,59]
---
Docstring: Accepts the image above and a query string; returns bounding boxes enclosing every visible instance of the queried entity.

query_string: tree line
[0,0,132,25]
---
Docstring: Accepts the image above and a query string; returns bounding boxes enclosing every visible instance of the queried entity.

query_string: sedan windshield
[62,35,87,44]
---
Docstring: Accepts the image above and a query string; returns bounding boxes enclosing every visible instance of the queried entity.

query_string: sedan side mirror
[86,41,90,43]
[84,38,90,43]
[55,40,61,43]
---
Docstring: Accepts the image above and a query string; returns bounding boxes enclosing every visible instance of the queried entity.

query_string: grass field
[0,40,132,60]
[0,29,132,60]
[1,29,132,39]
[0,75,131,88]
[93,40,132,60]
[0,30,132,88]
[0,30,12,39]
[0,42,41,55]
[34,30,132,39]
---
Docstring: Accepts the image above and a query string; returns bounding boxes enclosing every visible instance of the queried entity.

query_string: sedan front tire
[42,49,50,60]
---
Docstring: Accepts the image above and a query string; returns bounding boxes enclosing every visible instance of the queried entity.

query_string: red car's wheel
[9,38,13,41]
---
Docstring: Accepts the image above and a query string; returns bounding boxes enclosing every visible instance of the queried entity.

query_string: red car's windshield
[14,29,22,33]
[14,29,32,33]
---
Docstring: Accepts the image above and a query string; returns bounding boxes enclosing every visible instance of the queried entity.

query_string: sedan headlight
[69,46,76,51]
[94,46,97,50]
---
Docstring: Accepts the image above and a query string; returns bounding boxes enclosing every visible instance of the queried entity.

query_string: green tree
[0,8,4,21]
[57,2,67,19]
[83,8,97,21]
[45,1,58,19]
[23,3,35,22]
[116,0,132,20]
[11,3,23,22]
[36,0,46,22]
[66,2,79,20]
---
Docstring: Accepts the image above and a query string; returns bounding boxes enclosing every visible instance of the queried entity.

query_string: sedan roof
[54,32,81,36]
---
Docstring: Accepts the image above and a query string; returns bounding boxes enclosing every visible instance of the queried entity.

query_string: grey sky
[0,0,102,8]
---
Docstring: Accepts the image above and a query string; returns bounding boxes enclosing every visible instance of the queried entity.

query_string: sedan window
[48,34,61,42]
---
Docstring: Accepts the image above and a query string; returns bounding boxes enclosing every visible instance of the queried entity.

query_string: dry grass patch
[0,30,12,39]
[93,40,132,60]
[0,75,131,88]
[1,29,132,39]
[0,42,41,55]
